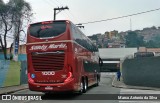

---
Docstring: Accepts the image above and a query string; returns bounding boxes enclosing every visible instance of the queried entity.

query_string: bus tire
[79,80,83,94]
[79,78,87,94]
[83,78,87,93]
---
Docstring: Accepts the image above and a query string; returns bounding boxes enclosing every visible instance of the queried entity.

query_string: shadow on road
[41,86,101,100]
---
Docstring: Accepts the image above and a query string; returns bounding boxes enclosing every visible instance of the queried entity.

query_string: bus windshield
[29,21,66,38]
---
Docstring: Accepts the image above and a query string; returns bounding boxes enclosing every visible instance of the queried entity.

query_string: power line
[49,0,59,7]
[40,0,68,21]
[40,0,79,23]
[51,0,79,23]
[43,0,71,21]
[54,0,63,6]
[53,0,73,20]
[40,0,58,7]
[44,0,54,7]
[80,8,160,25]
[67,10,79,23]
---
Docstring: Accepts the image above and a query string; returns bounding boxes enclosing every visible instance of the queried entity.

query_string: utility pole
[54,6,69,20]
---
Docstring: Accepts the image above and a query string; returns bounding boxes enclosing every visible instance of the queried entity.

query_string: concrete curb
[112,76,160,91]
[111,76,127,88]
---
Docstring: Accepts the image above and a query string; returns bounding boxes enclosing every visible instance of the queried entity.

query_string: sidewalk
[112,76,160,91]
[0,84,28,95]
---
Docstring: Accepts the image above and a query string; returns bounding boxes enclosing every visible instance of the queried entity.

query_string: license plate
[45,86,53,90]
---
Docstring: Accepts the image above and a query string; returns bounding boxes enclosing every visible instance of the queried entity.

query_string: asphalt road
[1,72,160,103]
[0,73,120,103]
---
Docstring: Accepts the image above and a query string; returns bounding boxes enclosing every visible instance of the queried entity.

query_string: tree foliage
[146,34,160,48]
[0,0,32,60]
[0,0,13,59]
[125,31,145,47]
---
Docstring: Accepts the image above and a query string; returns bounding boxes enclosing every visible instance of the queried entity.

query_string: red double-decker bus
[26,20,102,93]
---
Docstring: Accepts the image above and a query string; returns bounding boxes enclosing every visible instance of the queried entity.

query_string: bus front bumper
[28,78,77,92]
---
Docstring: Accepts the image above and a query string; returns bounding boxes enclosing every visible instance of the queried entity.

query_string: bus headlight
[28,73,34,83]
[31,74,36,79]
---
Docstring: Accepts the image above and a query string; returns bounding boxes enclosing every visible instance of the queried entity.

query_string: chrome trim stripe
[26,40,73,45]
[26,40,87,50]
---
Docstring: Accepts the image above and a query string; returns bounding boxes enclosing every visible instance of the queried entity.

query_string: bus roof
[30,20,71,25]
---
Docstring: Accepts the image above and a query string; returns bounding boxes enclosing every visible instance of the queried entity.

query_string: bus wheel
[79,81,83,94]
[79,78,87,94]
[83,79,87,93]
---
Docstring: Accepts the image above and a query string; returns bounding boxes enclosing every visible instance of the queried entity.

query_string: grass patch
[3,61,20,87]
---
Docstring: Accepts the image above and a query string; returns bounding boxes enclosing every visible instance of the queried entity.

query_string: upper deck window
[71,23,98,52]
[29,21,66,38]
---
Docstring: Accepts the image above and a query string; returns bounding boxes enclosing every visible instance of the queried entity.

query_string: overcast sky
[4,0,160,36]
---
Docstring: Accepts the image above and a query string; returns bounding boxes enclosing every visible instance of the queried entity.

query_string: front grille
[31,51,65,71]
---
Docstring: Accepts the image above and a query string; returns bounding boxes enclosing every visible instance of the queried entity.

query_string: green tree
[145,40,156,48]
[146,34,160,48]
[125,31,145,47]
[9,0,32,61]
[0,0,32,60]
[0,0,13,59]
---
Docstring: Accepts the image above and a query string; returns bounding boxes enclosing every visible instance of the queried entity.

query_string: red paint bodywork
[26,20,100,92]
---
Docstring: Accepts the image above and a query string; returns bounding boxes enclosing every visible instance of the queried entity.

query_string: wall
[0,53,26,61]
[99,48,137,60]
[122,56,160,88]
[0,60,27,87]
[6,44,26,54]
